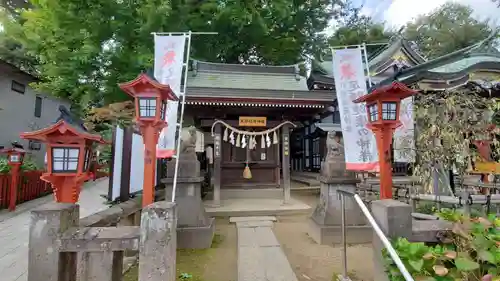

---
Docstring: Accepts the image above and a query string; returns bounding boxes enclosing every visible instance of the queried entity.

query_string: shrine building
[180,60,333,198]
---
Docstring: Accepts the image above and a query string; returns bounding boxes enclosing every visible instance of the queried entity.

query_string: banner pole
[171,31,192,203]
[361,43,372,86]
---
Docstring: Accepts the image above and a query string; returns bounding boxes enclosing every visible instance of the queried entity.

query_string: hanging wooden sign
[239,116,267,127]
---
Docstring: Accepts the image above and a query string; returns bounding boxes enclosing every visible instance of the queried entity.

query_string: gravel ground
[273,192,375,281]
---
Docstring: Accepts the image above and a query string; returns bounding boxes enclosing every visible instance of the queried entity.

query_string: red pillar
[9,165,20,211]
[372,126,395,199]
[142,126,159,207]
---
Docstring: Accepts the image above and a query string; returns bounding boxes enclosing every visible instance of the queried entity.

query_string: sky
[352,0,500,28]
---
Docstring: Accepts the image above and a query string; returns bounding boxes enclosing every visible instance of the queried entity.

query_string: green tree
[328,0,395,55]
[1,0,340,111]
[404,2,494,59]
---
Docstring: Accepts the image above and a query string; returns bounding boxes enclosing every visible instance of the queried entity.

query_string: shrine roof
[20,120,106,143]
[186,60,310,92]
[370,30,500,92]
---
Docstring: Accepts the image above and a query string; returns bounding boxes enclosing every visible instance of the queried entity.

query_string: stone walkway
[231,216,298,281]
[0,178,110,281]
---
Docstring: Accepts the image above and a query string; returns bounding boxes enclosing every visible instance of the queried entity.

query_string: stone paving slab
[235,216,298,281]
[230,216,277,223]
[0,179,110,281]
[237,226,280,247]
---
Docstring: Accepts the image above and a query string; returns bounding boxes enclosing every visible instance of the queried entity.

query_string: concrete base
[307,218,372,245]
[177,217,216,249]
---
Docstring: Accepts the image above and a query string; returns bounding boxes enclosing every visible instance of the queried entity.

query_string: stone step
[291,172,319,180]
[230,216,277,223]
[291,176,320,186]
[234,217,298,281]
[206,188,283,200]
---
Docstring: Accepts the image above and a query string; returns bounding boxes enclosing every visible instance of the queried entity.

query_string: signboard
[332,48,379,171]
[239,116,267,127]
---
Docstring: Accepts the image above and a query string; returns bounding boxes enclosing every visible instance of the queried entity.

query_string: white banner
[154,34,187,158]
[393,97,415,162]
[332,48,379,171]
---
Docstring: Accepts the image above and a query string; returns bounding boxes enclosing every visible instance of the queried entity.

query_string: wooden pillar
[275,135,281,187]
[120,126,133,202]
[282,125,291,203]
[213,123,222,205]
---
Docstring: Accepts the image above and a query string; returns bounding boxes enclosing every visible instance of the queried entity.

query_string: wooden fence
[0,171,51,209]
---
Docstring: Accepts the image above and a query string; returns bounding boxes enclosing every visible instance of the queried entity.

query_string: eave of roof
[369,30,499,92]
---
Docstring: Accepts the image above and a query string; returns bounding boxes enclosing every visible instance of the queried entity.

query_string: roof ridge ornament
[192,60,198,77]
[294,64,301,81]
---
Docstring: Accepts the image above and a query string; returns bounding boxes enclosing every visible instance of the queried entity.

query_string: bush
[0,156,40,174]
[384,209,500,281]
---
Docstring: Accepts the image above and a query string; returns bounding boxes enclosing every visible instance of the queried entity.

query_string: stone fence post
[139,201,178,281]
[28,203,79,281]
[371,200,413,281]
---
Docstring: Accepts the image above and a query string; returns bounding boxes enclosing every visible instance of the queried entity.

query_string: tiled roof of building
[186,60,309,91]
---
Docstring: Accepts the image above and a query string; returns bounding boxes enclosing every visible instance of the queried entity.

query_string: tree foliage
[0,0,340,110]
[413,89,500,191]
[404,3,494,59]
[328,0,395,55]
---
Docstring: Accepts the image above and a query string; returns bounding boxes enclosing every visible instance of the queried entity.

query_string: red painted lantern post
[20,121,106,203]
[353,82,418,199]
[0,148,26,210]
[118,73,178,207]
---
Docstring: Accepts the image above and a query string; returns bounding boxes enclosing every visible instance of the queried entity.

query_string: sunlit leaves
[404,2,494,59]
[1,0,340,111]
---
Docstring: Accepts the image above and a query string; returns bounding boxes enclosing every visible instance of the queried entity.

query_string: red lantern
[118,72,178,206]
[20,120,106,203]
[353,82,418,199]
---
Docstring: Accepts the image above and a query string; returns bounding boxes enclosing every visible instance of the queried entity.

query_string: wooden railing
[0,171,51,209]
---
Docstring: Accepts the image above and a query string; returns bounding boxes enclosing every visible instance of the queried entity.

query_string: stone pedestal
[308,131,371,244]
[308,176,372,244]
[162,128,215,249]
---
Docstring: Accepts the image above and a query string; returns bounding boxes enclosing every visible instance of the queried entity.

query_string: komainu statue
[179,126,197,156]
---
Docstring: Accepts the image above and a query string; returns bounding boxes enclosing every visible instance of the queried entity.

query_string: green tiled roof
[428,55,500,73]
[186,60,309,91]
[187,71,309,91]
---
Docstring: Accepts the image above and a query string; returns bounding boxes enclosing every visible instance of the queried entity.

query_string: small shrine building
[181,60,334,195]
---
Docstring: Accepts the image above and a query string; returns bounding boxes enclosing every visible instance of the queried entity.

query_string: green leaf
[473,236,495,250]
[478,250,496,264]
[454,257,480,271]
[409,259,424,272]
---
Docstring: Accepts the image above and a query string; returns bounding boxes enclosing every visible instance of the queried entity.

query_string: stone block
[138,201,177,281]
[308,218,372,244]
[371,200,412,238]
[309,178,370,245]
[28,203,79,281]
[177,218,216,249]
[371,200,412,281]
